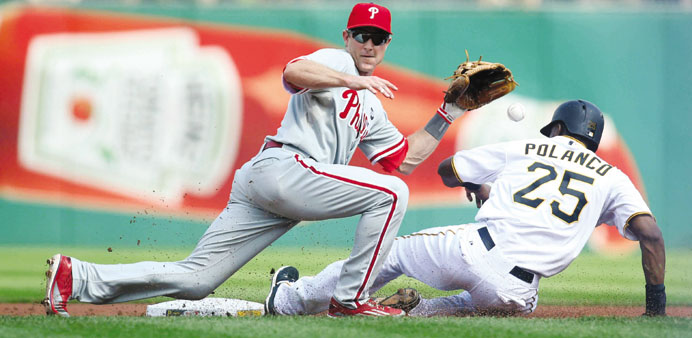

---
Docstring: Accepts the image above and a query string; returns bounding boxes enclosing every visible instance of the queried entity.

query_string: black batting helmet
[540,100,604,152]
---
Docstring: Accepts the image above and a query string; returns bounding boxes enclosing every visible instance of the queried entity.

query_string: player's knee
[382,176,409,208]
[177,281,216,300]
[169,268,221,299]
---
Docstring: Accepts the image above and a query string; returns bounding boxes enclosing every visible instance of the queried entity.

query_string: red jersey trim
[369,137,408,172]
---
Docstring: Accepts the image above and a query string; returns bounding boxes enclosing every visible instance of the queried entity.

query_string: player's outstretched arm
[396,129,439,175]
[396,104,466,175]
[284,60,397,98]
[628,214,666,316]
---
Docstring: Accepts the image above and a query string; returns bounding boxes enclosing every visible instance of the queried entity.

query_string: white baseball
[507,103,526,122]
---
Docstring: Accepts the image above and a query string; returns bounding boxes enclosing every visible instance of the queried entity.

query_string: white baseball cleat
[43,254,73,317]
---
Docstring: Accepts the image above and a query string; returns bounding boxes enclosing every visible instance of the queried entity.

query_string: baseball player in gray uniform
[266,100,667,317]
[44,3,470,317]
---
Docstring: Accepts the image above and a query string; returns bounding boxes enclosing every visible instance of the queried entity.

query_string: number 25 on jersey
[513,162,594,224]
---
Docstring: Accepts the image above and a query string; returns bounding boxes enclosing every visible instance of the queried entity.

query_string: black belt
[477,227,535,284]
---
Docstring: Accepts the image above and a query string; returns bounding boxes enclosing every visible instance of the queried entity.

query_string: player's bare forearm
[630,215,666,285]
[395,100,467,174]
[397,129,439,175]
[284,60,350,90]
[284,60,397,98]
[640,238,666,285]
[629,214,666,316]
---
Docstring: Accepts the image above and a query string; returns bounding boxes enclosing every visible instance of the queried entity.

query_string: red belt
[262,140,284,151]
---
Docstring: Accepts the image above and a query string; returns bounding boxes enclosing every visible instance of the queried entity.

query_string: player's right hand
[466,184,491,208]
[345,74,398,99]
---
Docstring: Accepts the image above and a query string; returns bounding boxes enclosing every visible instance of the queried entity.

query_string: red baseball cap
[347,3,392,34]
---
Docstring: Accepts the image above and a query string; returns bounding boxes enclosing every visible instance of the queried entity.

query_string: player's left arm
[396,103,466,175]
[396,129,440,175]
[628,214,667,316]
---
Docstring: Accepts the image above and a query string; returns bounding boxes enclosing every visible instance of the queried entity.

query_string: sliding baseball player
[266,100,666,317]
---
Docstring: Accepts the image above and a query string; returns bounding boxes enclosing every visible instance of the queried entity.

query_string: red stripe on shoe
[49,255,73,315]
[49,258,60,314]
[58,256,73,305]
[294,155,398,306]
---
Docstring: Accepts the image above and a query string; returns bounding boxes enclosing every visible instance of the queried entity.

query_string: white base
[146,298,265,317]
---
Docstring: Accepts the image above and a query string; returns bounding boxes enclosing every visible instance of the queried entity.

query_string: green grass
[2,246,691,305]
[1,246,691,337]
[539,249,692,306]
[1,314,691,338]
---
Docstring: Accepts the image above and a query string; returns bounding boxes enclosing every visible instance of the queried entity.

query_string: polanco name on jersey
[524,142,613,177]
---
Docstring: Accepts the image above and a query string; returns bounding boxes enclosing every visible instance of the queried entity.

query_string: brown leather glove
[444,50,518,110]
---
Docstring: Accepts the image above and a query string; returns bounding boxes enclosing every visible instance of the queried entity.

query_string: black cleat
[264,266,299,315]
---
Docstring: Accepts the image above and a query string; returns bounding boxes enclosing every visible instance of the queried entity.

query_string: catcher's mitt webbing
[444,50,517,110]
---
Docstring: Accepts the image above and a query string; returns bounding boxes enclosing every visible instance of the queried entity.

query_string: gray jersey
[269,48,405,166]
[61,48,412,311]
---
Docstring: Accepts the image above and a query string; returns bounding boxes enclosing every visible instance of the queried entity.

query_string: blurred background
[0,0,690,256]
[9,0,692,8]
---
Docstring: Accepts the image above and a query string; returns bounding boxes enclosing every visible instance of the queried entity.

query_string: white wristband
[436,102,466,124]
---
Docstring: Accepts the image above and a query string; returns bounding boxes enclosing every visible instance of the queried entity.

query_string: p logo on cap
[368,7,379,19]
[347,3,392,34]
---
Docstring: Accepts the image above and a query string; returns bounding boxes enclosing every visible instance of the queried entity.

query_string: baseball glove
[444,50,518,110]
[373,288,421,313]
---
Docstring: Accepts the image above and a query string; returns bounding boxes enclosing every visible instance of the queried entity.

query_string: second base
[146,297,265,317]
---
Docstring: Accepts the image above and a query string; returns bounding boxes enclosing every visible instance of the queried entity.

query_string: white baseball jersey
[271,48,406,169]
[451,135,651,277]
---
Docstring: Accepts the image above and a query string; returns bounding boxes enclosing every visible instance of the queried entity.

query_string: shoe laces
[365,299,388,310]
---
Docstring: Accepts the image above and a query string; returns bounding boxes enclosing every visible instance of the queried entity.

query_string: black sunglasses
[348,30,390,46]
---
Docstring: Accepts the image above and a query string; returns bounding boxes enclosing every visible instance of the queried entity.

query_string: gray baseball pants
[69,146,408,308]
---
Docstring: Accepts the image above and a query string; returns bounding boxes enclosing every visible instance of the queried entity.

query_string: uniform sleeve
[359,98,407,172]
[597,170,652,241]
[451,143,508,184]
[282,48,353,94]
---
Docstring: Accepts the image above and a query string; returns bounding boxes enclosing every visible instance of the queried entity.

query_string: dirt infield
[3,303,692,317]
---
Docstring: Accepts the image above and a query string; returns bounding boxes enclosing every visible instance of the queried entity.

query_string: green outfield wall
[1,2,690,248]
[0,198,473,248]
